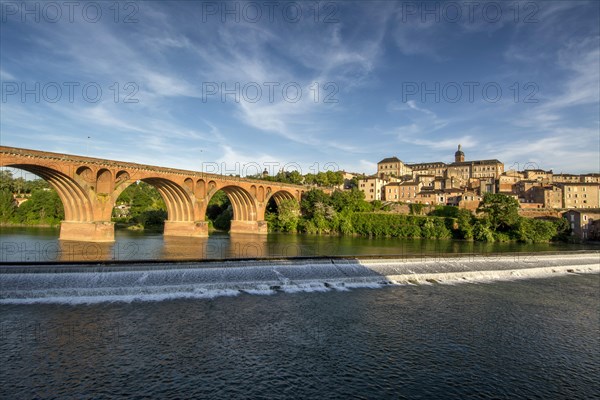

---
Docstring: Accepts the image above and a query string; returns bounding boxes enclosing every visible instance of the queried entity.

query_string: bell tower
[455,144,465,163]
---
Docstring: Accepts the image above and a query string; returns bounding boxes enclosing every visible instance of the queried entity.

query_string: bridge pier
[229,220,269,234]
[163,221,209,237]
[60,221,115,242]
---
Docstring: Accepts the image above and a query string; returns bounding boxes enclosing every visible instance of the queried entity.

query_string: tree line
[265,190,571,243]
[0,171,64,225]
[248,170,349,188]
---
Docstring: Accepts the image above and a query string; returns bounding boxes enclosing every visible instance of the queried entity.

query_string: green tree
[214,205,233,230]
[23,179,50,193]
[0,170,14,192]
[0,189,16,221]
[477,193,520,231]
[206,191,233,230]
[287,170,303,185]
[456,209,474,240]
[330,188,370,212]
[303,173,317,185]
[300,189,331,218]
[15,189,64,225]
[315,172,329,187]
[326,170,344,187]
[409,203,425,215]
[473,217,495,242]
[514,217,560,243]
[270,198,301,232]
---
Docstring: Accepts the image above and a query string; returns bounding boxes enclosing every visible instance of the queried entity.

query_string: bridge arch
[138,177,195,222]
[260,188,299,221]
[1,163,93,222]
[208,185,258,222]
[265,189,296,206]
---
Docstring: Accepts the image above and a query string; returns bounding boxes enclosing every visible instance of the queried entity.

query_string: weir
[1,253,598,304]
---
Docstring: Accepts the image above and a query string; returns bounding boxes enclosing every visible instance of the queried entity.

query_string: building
[514,180,542,198]
[446,159,504,181]
[408,162,447,178]
[563,209,600,240]
[523,185,563,209]
[406,145,504,184]
[359,176,390,201]
[384,181,422,202]
[499,170,524,192]
[377,157,412,179]
[333,171,361,191]
[553,174,581,183]
[457,191,483,211]
[523,169,553,183]
[556,183,600,209]
[581,174,600,183]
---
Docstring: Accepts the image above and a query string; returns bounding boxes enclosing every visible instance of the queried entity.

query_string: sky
[1,0,599,178]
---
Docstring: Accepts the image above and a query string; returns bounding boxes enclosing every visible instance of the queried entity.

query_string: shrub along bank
[266,189,570,243]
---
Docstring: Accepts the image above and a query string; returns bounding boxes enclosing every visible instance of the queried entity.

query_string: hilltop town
[350,145,599,240]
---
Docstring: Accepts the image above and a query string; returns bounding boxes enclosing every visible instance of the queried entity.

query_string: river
[1,273,598,399]
[0,226,598,262]
[1,227,599,399]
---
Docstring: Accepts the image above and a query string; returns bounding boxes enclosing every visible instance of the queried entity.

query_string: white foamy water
[1,253,598,304]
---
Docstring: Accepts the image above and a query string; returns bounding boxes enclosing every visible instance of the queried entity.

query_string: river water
[1,228,599,399]
[0,226,598,262]
[1,273,598,399]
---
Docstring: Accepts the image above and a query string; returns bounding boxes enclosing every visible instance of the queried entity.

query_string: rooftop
[450,159,503,166]
[564,208,600,214]
[378,157,401,164]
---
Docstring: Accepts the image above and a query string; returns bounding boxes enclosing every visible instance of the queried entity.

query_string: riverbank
[0,222,58,228]
[1,252,598,304]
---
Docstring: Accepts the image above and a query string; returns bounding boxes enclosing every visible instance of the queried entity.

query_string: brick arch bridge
[0,146,304,242]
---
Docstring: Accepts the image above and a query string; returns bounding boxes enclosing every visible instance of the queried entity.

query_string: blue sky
[1,0,598,177]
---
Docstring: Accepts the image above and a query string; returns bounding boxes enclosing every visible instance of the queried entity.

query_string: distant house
[359,176,389,201]
[555,183,600,209]
[563,209,600,240]
[377,157,412,179]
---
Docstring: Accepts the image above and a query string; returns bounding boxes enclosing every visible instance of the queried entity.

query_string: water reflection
[0,226,598,262]
[161,234,274,259]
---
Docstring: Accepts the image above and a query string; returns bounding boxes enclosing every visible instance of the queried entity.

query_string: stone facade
[523,185,563,209]
[384,181,422,202]
[377,157,412,179]
[557,183,600,209]
[359,176,391,201]
[409,162,447,178]
[563,209,600,240]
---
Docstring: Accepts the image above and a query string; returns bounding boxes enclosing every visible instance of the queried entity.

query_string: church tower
[455,144,465,163]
